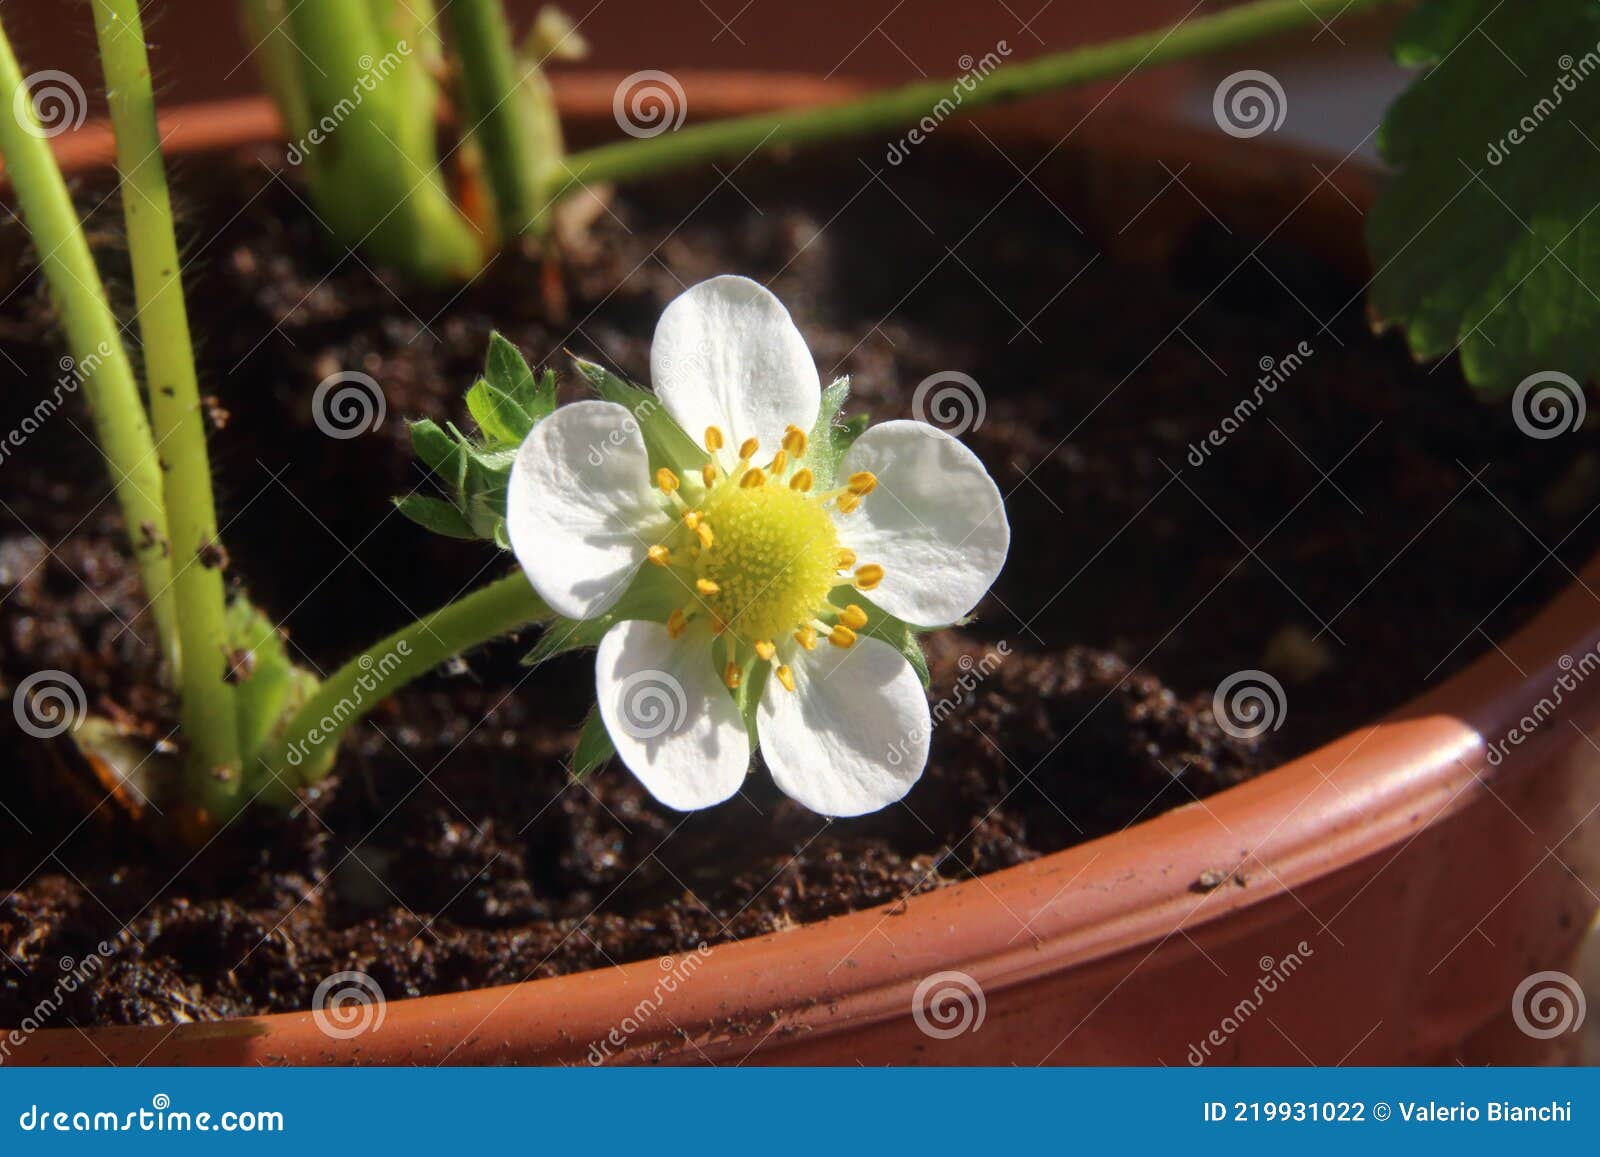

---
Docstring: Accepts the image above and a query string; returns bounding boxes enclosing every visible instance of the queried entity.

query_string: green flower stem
[441,0,544,239]
[94,0,242,808]
[548,0,1404,197]
[0,15,179,665]
[256,570,550,800]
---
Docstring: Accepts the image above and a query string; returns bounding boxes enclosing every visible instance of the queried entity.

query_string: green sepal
[805,377,863,489]
[571,707,615,779]
[571,355,705,472]
[858,599,930,689]
[520,565,683,667]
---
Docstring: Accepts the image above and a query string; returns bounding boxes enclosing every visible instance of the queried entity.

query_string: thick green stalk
[548,0,1405,196]
[441,0,543,239]
[94,0,242,807]
[0,16,178,664]
[256,571,549,799]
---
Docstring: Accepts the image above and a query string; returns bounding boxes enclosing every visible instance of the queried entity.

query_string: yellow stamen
[754,639,776,661]
[705,426,724,453]
[701,463,719,488]
[775,665,796,693]
[695,522,714,549]
[656,467,680,494]
[723,661,741,689]
[782,426,807,458]
[647,545,672,568]
[789,468,814,492]
[836,493,861,514]
[793,625,818,650]
[667,608,689,639]
[769,449,788,474]
[738,437,760,461]
[829,625,857,649]
[696,578,720,596]
[846,471,877,496]
[854,564,884,590]
[838,604,868,630]
[836,548,857,570]
[740,467,766,489]
[682,510,701,530]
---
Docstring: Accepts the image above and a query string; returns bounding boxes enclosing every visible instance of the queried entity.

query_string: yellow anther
[667,608,689,639]
[723,661,742,689]
[775,665,796,693]
[754,639,776,661]
[828,625,857,649]
[683,511,701,530]
[738,437,760,461]
[838,604,868,630]
[704,426,724,453]
[789,468,814,492]
[836,548,857,570]
[695,522,714,549]
[701,463,718,488]
[770,449,788,474]
[740,468,767,489]
[854,564,884,590]
[782,426,807,458]
[696,578,720,596]
[846,471,878,496]
[647,545,672,568]
[656,467,680,494]
[793,625,818,651]
[836,493,862,514]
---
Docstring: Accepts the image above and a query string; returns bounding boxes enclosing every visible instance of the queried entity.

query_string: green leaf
[571,708,615,778]
[1367,0,1600,394]
[465,377,530,446]
[484,331,536,398]
[394,494,475,539]
[410,419,465,479]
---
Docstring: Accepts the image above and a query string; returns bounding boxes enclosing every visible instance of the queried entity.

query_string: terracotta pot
[7,75,1599,1066]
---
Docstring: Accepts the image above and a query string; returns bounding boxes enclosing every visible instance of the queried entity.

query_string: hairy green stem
[0,15,179,664]
[549,0,1405,196]
[94,0,242,807]
[257,571,549,799]
[442,0,543,239]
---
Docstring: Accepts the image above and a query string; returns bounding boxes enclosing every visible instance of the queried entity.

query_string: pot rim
[7,75,1595,1065]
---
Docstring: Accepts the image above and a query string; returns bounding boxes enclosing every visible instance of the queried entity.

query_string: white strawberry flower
[506,276,1009,816]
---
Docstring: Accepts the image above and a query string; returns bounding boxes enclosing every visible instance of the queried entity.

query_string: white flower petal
[507,400,668,620]
[838,420,1010,627]
[650,275,820,460]
[596,620,751,811]
[757,636,929,817]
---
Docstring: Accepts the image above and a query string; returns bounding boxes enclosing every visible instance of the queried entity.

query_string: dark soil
[2,131,1597,1027]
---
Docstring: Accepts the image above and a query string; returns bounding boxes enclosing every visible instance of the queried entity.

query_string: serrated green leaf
[394,494,475,539]
[484,331,536,396]
[410,419,465,478]
[1367,0,1600,393]
[466,377,532,446]
[571,355,705,471]
[571,708,615,779]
